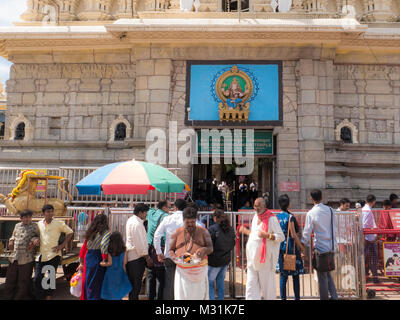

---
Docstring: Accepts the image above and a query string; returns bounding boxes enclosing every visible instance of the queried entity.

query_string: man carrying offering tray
[169,206,213,300]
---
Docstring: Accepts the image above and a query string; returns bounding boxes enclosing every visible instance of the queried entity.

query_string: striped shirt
[87,230,111,255]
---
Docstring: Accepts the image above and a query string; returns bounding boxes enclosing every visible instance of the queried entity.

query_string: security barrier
[0,204,372,300]
[0,167,186,207]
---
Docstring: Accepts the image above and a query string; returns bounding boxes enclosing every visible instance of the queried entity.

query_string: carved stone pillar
[77,0,113,20]
[364,0,395,21]
[114,0,136,16]
[21,0,46,21]
[291,0,304,12]
[59,0,80,21]
[251,0,274,12]
[303,0,328,12]
[198,0,218,12]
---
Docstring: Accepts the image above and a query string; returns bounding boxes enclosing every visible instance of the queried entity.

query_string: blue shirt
[301,203,337,253]
[146,208,168,246]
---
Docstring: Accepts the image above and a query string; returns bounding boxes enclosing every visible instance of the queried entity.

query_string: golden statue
[216,66,253,123]
[0,170,72,216]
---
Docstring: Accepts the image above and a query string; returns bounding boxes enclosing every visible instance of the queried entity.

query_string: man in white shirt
[301,189,338,300]
[239,197,284,300]
[362,194,379,283]
[125,203,152,300]
[154,199,203,300]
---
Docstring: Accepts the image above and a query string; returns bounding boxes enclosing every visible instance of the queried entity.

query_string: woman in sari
[77,214,111,300]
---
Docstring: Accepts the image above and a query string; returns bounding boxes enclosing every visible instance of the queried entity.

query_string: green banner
[197,130,273,155]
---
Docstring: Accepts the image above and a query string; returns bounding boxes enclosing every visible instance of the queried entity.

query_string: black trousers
[33,255,61,300]
[4,261,34,300]
[147,266,165,300]
[163,258,176,300]
[126,257,146,300]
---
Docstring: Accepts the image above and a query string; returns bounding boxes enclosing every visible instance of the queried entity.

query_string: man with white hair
[239,197,284,300]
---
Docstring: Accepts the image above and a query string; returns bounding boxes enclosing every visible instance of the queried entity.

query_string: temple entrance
[223,0,249,12]
[192,157,275,211]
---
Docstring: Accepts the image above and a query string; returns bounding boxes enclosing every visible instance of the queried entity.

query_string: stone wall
[3,44,400,205]
[323,64,400,200]
[6,63,136,142]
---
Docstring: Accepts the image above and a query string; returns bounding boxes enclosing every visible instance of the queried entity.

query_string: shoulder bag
[312,207,336,272]
[283,215,297,271]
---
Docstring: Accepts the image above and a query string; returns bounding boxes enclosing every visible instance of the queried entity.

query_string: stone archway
[8,114,34,141]
[335,119,358,143]
[109,114,132,142]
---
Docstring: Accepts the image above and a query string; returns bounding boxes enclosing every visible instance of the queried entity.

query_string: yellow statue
[0,170,72,216]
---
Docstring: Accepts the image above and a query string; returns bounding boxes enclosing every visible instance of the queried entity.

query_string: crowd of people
[3,191,399,300]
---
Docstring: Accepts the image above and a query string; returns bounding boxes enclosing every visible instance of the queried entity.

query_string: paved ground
[1,266,399,300]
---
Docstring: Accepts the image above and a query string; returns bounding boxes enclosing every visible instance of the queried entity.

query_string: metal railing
[0,205,365,300]
[0,167,187,207]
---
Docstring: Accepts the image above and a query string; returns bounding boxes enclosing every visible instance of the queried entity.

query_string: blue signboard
[186,61,282,126]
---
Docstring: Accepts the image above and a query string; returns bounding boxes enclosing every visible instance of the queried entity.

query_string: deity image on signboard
[221,77,250,109]
[187,61,281,125]
[216,65,253,123]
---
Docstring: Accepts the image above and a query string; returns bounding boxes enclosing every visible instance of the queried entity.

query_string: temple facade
[0,0,400,208]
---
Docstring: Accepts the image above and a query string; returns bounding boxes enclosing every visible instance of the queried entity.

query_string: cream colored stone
[136,90,150,103]
[111,79,135,92]
[22,93,36,105]
[53,51,95,64]
[155,59,172,76]
[43,93,65,105]
[136,60,155,76]
[150,90,170,103]
[77,92,102,104]
[136,76,148,90]
[148,76,171,90]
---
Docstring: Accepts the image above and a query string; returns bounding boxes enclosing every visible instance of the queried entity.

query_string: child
[100,232,132,300]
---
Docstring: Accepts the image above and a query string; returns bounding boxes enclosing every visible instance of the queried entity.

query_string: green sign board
[197,130,273,156]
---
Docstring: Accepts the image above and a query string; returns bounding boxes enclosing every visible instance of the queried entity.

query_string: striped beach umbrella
[75,160,190,195]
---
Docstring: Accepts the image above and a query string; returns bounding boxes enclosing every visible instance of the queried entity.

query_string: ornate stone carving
[21,0,47,21]
[335,119,358,143]
[109,114,132,141]
[8,114,34,141]
[77,0,113,20]
[362,0,395,22]
[303,0,327,12]
[14,0,400,19]
[114,0,135,18]
[60,0,81,21]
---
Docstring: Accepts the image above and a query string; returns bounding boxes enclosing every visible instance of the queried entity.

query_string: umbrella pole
[130,195,133,208]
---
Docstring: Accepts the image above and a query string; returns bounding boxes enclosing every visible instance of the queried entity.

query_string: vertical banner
[383,242,400,277]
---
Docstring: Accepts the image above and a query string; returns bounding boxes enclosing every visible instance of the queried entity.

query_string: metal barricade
[361,209,400,299]
[231,210,362,299]
[66,206,106,242]
[64,207,363,300]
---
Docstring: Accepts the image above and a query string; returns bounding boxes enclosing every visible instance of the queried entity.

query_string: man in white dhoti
[239,197,284,300]
[169,206,213,300]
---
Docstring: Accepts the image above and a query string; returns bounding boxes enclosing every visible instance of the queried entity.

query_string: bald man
[239,197,284,300]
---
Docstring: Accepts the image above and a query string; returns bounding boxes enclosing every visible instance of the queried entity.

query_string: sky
[0,0,28,89]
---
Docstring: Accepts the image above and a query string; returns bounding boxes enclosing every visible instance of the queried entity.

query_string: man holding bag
[301,189,338,300]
